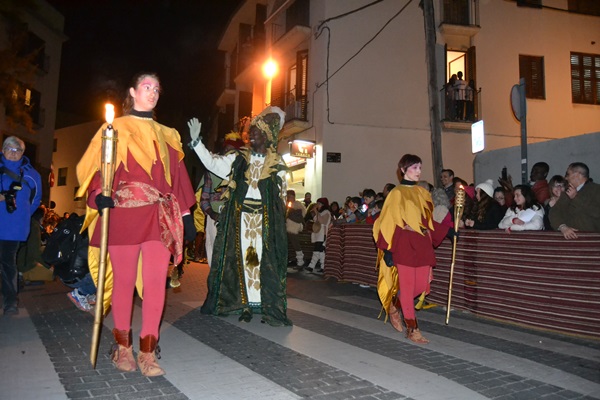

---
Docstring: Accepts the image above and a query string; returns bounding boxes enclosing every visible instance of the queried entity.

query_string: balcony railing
[271,89,307,122]
[271,0,310,44]
[440,85,482,123]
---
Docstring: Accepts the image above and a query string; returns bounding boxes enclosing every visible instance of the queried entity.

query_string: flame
[105,104,115,125]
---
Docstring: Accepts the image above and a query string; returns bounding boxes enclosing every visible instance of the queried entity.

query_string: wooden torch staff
[90,104,118,368]
[445,185,465,325]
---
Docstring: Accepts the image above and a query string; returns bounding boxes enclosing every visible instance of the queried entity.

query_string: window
[270,51,308,121]
[571,52,600,105]
[443,0,470,25]
[9,83,43,126]
[11,24,49,72]
[519,55,545,99]
[58,167,67,187]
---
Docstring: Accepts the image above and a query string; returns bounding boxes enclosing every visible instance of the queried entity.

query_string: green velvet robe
[201,152,291,326]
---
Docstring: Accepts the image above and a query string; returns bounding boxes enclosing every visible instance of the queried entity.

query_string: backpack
[42,214,89,284]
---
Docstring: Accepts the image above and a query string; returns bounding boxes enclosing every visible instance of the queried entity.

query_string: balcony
[440,85,482,131]
[439,0,480,42]
[271,89,309,138]
[270,0,310,46]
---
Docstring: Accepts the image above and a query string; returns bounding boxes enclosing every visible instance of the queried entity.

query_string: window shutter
[571,52,600,105]
[296,50,308,120]
[519,55,545,100]
[271,72,285,109]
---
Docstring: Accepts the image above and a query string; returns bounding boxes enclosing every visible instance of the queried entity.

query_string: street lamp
[262,58,278,105]
[262,58,278,79]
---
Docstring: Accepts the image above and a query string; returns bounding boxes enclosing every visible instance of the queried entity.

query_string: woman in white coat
[498,184,545,232]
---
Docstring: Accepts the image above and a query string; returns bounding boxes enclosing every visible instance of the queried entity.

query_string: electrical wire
[315,0,414,123]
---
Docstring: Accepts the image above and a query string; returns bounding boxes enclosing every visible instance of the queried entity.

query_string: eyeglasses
[3,147,24,153]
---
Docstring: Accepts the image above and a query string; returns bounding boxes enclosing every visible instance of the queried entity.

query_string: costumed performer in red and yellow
[76,72,196,376]
[373,154,453,344]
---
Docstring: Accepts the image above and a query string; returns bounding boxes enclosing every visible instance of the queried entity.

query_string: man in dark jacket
[550,162,600,239]
[0,136,42,315]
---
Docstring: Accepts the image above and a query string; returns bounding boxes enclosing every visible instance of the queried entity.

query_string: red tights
[396,264,430,320]
[109,241,170,337]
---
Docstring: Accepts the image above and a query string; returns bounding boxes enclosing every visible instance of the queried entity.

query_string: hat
[223,131,244,149]
[250,106,286,149]
[316,197,329,208]
[476,179,494,198]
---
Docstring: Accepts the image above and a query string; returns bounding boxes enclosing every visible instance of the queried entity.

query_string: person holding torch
[76,72,196,376]
[373,154,455,344]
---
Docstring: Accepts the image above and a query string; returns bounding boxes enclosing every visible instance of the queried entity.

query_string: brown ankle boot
[404,319,429,344]
[111,329,137,372]
[137,335,165,376]
[388,302,403,333]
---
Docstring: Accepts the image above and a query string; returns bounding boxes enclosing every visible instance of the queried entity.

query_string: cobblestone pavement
[2,262,599,400]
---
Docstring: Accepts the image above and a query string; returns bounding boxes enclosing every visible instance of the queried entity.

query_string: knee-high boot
[404,318,429,344]
[137,335,165,376]
[305,252,321,272]
[111,329,136,372]
[388,298,403,333]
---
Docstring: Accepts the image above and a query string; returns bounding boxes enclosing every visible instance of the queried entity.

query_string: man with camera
[0,136,42,315]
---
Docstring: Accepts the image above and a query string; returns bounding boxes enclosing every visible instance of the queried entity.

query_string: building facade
[50,121,100,216]
[0,0,66,205]
[211,0,600,203]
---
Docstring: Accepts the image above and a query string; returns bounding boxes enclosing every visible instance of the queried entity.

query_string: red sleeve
[430,220,450,247]
[169,146,196,213]
[86,172,102,209]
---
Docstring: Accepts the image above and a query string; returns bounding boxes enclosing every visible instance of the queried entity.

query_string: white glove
[187,118,202,143]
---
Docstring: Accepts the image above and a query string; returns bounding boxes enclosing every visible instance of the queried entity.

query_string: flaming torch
[90,104,118,367]
[445,185,465,325]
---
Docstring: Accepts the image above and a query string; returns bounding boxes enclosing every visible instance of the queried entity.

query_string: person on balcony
[453,71,468,120]
[445,74,457,120]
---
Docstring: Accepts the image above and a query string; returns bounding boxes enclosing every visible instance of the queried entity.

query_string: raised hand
[187,118,202,142]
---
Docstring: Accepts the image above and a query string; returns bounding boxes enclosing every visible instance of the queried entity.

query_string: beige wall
[50,121,101,216]
[299,0,600,203]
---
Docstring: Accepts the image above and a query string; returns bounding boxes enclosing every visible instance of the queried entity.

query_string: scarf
[114,181,184,264]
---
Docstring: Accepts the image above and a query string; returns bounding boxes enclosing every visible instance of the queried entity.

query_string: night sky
[47,0,243,136]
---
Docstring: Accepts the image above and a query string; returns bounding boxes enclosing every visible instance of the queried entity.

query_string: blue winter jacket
[0,155,42,241]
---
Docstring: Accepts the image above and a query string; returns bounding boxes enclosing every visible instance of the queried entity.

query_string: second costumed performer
[189,106,292,327]
[373,154,452,344]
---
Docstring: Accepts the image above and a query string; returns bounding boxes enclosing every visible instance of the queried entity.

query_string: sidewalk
[2,262,599,400]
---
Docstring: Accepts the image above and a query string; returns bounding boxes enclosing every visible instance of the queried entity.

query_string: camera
[2,181,22,213]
